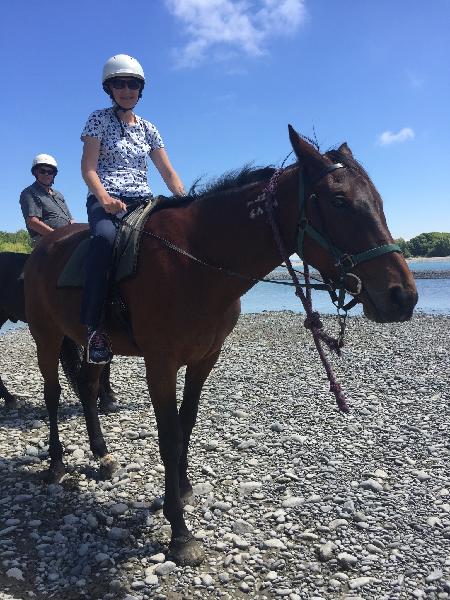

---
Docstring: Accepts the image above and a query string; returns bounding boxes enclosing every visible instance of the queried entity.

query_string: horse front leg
[146,359,205,567]
[98,361,119,414]
[179,350,221,503]
[78,361,118,479]
[35,337,65,483]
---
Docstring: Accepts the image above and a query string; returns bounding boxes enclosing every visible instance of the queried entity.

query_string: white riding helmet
[31,153,58,174]
[102,54,145,88]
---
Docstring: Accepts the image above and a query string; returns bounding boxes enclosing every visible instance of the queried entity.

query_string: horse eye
[331,195,347,208]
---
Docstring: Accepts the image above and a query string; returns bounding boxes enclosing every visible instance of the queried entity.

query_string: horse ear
[288,124,327,181]
[337,142,353,158]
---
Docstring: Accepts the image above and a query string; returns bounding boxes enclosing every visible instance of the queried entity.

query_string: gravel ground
[0,311,449,600]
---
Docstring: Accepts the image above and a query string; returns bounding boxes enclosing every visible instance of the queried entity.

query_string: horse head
[287,125,418,323]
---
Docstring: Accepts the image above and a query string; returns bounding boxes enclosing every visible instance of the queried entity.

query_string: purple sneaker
[86,329,113,365]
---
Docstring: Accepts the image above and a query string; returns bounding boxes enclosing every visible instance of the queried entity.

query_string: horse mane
[183,143,372,203]
[187,164,276,199]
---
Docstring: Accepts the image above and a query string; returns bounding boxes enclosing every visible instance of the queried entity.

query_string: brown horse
[24,127,417,566]
[0,251,117,411]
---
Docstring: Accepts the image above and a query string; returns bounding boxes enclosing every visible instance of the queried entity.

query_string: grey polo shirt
[19,181,73,243]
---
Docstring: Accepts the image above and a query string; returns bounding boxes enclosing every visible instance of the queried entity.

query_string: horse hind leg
[179,350,221,504]
[0,312,18,409]
[0,376,18,409]
[97,362,119,414]
[78,360,118,479]
[36,336,66,483]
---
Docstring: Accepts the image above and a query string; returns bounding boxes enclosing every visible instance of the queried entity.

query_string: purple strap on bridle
[263,169,349,413]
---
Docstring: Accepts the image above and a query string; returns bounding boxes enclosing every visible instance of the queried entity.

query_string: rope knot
[304,311,323,330]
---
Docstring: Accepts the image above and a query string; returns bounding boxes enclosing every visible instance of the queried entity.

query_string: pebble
[154,561,177,575]
[6,567,24,581]
[264,538,286,550]
[359,479,383,492]
[349,576,380,589]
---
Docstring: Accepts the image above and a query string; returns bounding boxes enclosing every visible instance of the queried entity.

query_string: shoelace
[90,332,108,349]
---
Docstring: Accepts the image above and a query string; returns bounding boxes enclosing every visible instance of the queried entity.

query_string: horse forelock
[324,149,373,185]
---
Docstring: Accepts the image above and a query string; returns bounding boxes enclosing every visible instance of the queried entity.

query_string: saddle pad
[57,199,156,288]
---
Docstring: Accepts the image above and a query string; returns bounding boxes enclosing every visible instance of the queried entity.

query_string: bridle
[262,163,402,413]
[293,163,402,310]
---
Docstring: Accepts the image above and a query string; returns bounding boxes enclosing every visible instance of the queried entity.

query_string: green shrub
[0,230,32,253]
[407,232,450,257]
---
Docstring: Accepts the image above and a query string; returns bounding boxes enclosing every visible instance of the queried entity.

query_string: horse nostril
[389,285,418,314]
[390,285,405,307]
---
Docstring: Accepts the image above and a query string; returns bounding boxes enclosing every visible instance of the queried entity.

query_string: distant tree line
[0,230,32,253]
[395,232,450,258]
[0,229,449,258]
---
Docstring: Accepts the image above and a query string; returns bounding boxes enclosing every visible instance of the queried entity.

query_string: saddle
[57,195,182,288]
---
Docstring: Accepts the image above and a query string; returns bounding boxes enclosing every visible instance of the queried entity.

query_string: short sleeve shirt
[81,107,164,198]
[20,182,73,241]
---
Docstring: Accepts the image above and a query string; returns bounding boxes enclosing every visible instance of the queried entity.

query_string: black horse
[0,251,117,411]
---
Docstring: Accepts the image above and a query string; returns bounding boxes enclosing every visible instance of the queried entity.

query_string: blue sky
[1,0,449,239]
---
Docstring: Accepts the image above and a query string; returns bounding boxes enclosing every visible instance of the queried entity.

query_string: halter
[262,163,402,413]
[295,163,402,310]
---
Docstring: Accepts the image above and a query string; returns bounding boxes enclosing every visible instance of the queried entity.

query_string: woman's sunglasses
[109,78,142,90]
[38,168,56,176]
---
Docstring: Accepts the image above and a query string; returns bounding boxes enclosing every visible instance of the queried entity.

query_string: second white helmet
[31,153,58,174]
[102,54,145,85]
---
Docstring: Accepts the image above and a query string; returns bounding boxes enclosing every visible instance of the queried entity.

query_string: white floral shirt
[81,107,164,198]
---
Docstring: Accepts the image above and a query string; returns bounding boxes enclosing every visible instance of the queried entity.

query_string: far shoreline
[288,255,450,267]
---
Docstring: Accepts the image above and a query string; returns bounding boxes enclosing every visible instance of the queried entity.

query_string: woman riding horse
[80,54,185,364]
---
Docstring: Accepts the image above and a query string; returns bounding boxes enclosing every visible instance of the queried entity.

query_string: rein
[127,221,332,291]
[260,164,401,413]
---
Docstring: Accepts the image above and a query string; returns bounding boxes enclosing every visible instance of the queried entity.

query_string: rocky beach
[0,312,449,600]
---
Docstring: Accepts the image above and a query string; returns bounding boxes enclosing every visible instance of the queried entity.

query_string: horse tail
[59,336,83,398]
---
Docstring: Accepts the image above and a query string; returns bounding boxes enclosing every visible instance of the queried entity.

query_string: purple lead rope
[263,169,350,413]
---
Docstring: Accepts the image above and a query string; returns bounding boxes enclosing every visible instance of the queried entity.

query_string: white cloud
[165,0,306,68]
[377,127,415,146]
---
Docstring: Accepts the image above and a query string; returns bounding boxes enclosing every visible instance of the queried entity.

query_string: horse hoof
[169,536,205,567]
[98,400,119,415]
[43,464,65,484]
[99,454,119,479]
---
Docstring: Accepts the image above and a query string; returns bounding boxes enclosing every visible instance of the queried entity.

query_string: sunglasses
[38,168,56,175]
[109,78,142,90]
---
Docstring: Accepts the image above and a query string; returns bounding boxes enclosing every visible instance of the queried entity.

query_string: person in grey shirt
[20,153,74,246]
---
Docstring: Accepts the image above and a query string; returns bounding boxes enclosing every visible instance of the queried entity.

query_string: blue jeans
[80,195,147,329]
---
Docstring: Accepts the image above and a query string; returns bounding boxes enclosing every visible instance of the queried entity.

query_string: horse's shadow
[0,456,168,600]
[0,395,125,431]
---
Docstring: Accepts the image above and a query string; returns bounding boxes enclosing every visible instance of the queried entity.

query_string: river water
[241,260,450,316]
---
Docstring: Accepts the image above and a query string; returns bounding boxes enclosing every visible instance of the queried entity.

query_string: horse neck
[192,168,300,293]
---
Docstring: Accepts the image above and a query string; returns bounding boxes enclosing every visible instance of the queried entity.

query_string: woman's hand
[100,195,127,214]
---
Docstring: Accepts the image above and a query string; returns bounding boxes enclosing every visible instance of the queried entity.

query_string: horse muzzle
[361,282,418,323]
